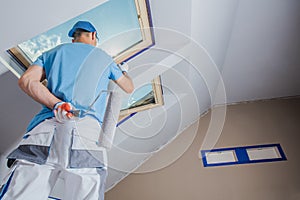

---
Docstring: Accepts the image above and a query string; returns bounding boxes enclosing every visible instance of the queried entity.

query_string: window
[119,76,164,123]
[7,0,154,71]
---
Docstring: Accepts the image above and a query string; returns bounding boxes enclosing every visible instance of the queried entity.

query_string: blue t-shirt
[26,43,123,132]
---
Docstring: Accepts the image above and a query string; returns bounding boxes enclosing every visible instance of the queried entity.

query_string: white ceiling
[221,0,300,102]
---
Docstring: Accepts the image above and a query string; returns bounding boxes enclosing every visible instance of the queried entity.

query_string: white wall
[150,0,191,37]
[190,0,240,107]
[221,0,300,103]
[191,0,240,69]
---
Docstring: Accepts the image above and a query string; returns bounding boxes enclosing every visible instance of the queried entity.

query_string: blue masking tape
[201,143,287,167]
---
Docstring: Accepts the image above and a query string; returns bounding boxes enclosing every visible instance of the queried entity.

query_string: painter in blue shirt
[2,21,134,200]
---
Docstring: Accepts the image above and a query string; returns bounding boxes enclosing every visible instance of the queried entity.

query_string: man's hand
[53,102,74,122]
[118,62,129,73]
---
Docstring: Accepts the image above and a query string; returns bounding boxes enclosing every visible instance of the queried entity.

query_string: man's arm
[114,72,134,94]
[18,65,61,109]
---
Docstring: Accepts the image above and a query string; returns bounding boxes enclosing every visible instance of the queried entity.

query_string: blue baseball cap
[68,21,98,39]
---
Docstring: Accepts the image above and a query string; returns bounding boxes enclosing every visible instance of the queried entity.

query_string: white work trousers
[0,118,107,200]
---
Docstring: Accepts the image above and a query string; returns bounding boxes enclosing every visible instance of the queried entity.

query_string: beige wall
[106,97,300,200]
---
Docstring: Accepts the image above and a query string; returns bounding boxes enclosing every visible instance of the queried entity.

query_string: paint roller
[97,91,122,149]
[71,90,122,149]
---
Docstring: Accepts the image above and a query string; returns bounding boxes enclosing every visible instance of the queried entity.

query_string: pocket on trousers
[20,120,56,147]
[71,117,104,151]
[69,117,107,168]
[6,119,56,165]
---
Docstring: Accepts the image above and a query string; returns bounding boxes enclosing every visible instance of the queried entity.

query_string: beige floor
[106,97,300,200]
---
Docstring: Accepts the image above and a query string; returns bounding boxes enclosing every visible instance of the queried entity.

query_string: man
[0,21,134,199]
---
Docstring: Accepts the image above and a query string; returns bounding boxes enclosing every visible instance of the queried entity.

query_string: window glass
[121,84,153,110]
[18,0,144,62]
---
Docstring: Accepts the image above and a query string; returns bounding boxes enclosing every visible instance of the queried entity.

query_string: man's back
[27,42,123,131]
